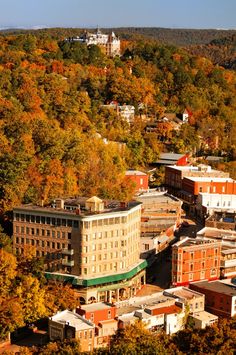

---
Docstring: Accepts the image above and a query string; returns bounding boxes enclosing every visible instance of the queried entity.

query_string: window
[144,244,149,251]
[36,216,40,223]
[199,187,203,192]
[108,310,111,319]
[190,264,194,272]
[73,220,79,228]
[213,186,216,193]
[189,273,193,281]
[190,252,194,260]
[68,233,71,239]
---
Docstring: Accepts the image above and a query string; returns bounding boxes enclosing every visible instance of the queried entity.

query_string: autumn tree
[16,275,47,324]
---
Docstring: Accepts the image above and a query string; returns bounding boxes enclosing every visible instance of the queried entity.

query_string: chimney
[120,202,128,209]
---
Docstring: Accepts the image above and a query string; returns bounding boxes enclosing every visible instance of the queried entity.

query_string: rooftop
[136,191,180,204]
[173,237,220,248]
[51,310,94,330]
[197,227,236,241]
[160,153,186,160]
[78,302,114,312]
[191,310,218,322]
[190,280,236,296]
[150,304,182,316]
[166,165,229,176]
[164,286,204,300]
[125,169,147,176]
[135,284,163,297]
[206,212,236,223]
[184,176,234,183]
[14,197,141,217]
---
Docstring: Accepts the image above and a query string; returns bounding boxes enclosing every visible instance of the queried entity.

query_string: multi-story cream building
[13,196,146,304]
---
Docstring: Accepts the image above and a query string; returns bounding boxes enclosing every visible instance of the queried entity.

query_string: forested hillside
[108,27,236,46]
[187,34,236,69]
[0,31,236,212]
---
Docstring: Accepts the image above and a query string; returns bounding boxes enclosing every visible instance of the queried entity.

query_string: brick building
[165,165,229,195]
[190,280,236,318]
[125,170,149,192]
[135,189,182,258]
[49,310,95,352]
[172,238,221,286]
[182,177,236,202]
[76,303,118,348]
[196,227,236,279]
[13,196,146,304]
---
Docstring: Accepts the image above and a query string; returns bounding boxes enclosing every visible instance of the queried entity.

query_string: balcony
[62,249,74,255]
[221,259,236,268]
[62,259,74,267]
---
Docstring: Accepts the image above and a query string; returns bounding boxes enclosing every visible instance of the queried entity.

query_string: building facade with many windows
[172,237,221,286]
[13,196,146,304]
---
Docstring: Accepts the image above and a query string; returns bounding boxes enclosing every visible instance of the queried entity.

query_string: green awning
[44,260,147,287]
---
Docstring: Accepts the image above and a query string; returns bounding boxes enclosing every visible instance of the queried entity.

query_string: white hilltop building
[67,28,120,57]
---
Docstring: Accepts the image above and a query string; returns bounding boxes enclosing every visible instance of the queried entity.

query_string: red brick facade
[172,238,221,287]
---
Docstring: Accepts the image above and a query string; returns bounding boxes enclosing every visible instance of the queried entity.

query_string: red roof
[150,305,182,316]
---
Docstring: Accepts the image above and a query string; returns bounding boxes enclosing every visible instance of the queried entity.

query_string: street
[146,215,204,289]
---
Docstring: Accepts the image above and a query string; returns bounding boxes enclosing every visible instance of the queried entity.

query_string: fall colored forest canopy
[0,31,236,211]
